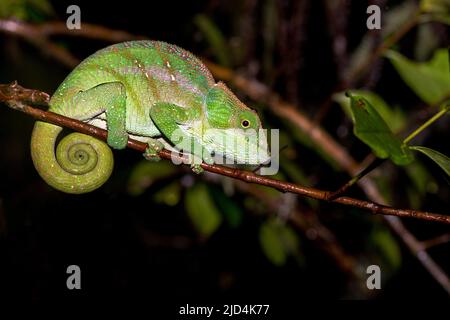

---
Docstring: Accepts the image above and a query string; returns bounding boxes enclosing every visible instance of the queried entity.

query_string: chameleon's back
[32,41,217,194]
[49,41,216,124]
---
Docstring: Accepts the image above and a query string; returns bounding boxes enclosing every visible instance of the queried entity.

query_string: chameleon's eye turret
[241,119,250,128]
[238,110,260,131]
[206,82,262,131]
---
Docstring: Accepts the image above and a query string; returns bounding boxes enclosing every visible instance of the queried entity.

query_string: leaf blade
[410,146,450,177]
[185,183,222,237]
[385,49,450,105]
[259,219,301,266]
[348,94,414,165]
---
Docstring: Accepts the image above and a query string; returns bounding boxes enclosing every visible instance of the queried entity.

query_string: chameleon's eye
[241,119,250,128]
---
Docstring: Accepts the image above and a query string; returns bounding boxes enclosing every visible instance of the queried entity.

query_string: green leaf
[334,90,406,132]
[152,182,181,206]
[410,146,450,177]
[421,0,450,14]
[127,161,177,196]
[0,0,53,20]
[370,228,402,269]
[347,94,414,165]
[259,219,300,266]
[185,184,222,237]
[386,49,450,105]
[28,0,53,15]
[0,0,27,19]
[209,188,243,228]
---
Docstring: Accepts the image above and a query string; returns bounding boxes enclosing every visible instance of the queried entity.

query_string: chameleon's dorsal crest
[215,82,248,108]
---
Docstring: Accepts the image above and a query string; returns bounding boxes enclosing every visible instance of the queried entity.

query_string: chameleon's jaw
[250,141,271,165]
[174,119,271,165]
[202,128,271,165]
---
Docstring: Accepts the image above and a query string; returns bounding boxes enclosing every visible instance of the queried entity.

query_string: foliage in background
[0,0,53,21]
[0,0,449,297]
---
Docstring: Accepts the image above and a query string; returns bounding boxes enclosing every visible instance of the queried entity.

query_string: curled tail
[31,121,114,194]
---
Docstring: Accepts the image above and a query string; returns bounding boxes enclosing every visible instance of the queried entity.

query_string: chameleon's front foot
[143,139,164,162]
[186,154,204,174]
[188,151,215,174]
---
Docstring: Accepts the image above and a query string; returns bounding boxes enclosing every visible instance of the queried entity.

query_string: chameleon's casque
[31,40,270,194]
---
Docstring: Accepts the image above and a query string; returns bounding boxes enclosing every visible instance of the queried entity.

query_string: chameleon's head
[204,82,270,165]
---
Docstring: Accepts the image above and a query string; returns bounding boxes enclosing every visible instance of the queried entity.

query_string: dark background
[0,0,449,308]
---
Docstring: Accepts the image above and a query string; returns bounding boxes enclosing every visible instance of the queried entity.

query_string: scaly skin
[31,40,270,194]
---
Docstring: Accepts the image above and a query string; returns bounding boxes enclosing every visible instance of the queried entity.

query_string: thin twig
[386,216,450,294]
[1,82,449,225]
[420,233,450,250]
[404,104,450,144]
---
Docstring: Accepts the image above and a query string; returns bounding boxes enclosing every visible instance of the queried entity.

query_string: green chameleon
[31,40,270,194]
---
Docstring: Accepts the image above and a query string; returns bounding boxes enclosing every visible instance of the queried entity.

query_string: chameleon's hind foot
[143,139,164,162]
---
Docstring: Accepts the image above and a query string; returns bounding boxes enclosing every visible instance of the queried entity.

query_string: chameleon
[30,40,270,194]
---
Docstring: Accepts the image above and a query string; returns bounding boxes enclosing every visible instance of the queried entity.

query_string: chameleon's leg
[149,102,213,173]
[72,82,128,149]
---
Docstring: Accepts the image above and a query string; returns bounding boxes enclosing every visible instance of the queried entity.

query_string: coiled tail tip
[31,121,114,194]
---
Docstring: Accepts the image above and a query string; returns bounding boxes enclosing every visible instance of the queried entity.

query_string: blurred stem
[403,103,449,144]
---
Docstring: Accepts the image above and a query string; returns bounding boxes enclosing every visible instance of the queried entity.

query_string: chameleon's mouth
[205,129,270,165]
[175,125,271,165]
[212,147,270,165]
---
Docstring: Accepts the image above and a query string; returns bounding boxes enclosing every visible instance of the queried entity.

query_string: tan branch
[1,82,449,225]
